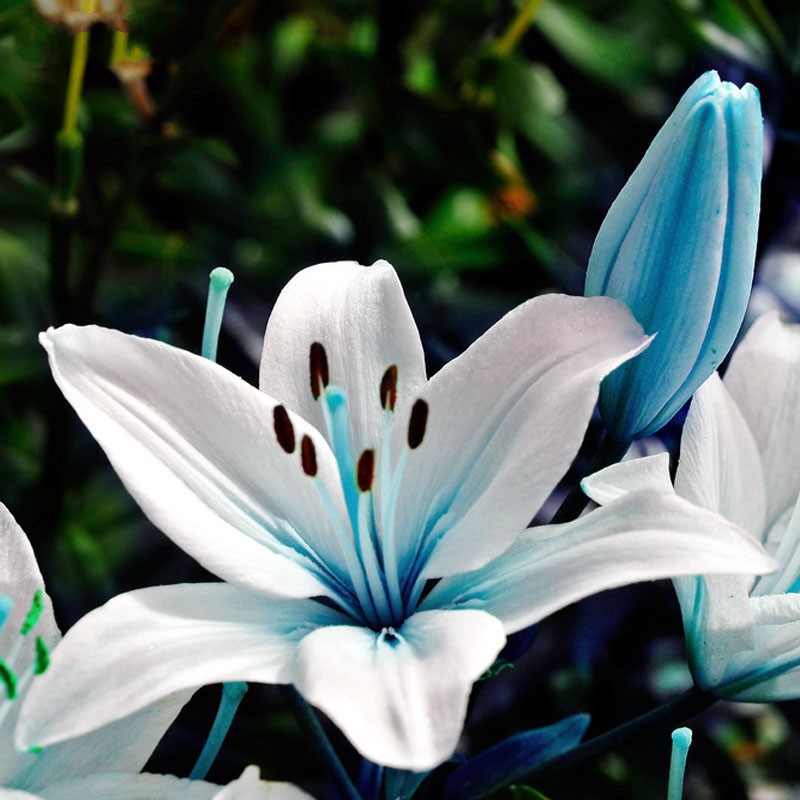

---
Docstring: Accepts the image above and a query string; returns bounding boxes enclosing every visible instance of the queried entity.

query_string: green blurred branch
[494,0,546,58]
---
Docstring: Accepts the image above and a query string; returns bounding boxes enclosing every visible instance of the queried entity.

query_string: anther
[357,449,375,492]
[309,342,330,400]
[380,365,398,411]
[21,591,44,636]
[0,659,16,700]
[33,638,50,676]
[407,399,429,449]
[273,405,296,454]
[301,435,318,477]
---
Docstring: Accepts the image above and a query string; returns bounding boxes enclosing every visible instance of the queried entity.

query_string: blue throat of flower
[0,590,51,740]
[272,343,430,631]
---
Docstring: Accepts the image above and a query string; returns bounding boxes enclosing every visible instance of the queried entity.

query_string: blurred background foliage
[0,0,799,797]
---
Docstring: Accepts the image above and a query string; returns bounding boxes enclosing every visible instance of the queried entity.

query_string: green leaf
[535,2,655,89]
[493,59,582,163]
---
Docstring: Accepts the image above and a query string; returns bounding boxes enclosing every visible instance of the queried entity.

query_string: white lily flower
[22,260,773,770]
[0,504,309,799]
[584,312,800,701]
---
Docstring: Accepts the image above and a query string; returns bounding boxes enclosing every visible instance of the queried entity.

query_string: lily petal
[0,504,58,653]
[294,609,506,770]
[717,615,800,701]
[391,294,648,579]
[17,584,345,750]
[259,261,426,455]
[425,492,775,634]
[581,452,674,505]
[677,575,755,690]
[211,766,315,799]
[15,694,190,793]
[724,313,800,527]
[674,374,766,538]
[33,773,218,800]
[40,325,349,600]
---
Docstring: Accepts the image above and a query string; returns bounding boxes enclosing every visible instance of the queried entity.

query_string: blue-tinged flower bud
[585,71,763,441]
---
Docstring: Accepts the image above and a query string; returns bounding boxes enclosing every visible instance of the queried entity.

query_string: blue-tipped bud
[586,71,763,441]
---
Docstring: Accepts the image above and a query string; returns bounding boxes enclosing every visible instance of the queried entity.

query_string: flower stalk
[280,686,362,800]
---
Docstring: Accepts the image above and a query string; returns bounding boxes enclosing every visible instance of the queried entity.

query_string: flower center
[271,343,429,630]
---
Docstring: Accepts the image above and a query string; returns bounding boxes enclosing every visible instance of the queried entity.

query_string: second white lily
[585,312,800,701]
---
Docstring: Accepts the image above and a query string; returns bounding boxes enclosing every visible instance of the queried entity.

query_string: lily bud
[585,70,763,441]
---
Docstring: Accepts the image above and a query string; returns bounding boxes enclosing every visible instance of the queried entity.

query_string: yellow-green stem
[62,32,90,135]
[493,0,546,57]
[110,28,128,66]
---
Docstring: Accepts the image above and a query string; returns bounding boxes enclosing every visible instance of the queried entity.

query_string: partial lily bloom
[585,70,763,441]
[584,313,800,700]
[0,504,309,799]
[33,0,130,32]
[23,261,773,770]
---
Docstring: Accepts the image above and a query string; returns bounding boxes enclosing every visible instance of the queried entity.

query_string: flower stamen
[300,435,318,477]
[407,399,429,449]
[273,405,296,454]
[380,365,398,411]
[357,449,375,493]
[309,342,330,400]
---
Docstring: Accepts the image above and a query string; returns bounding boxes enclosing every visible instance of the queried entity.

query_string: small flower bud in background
[110,35,155,118]
[34,0,130,33]
[585,70,763,442]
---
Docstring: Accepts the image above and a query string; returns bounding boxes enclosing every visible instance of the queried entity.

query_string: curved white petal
[722,618,800,701]
[724,313,800,526]
[425,491,775,634]
[294,609,505,770]
[389,294,648,579]
[259,261,426,455]
[581,452,674,505]
[0,789,39,799]
[41,325,350,600]
[753,492,800,596]
[212,766,315,800]
[675,374,766,538]
[15,693,190,792]
[677,574,755,690]
[751,593,800,624]
[17,584,346,750]
[0,506,59,788]
[0,504,58,650]
[35,772,217,800]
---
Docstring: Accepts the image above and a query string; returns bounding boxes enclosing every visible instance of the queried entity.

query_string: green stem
[493,0,546,57]
[550,435,631,524]
[50,2,96,321]
[280,686,362,800]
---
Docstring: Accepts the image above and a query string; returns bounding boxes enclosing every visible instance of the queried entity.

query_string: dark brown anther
[357,449,375,492]
[301,435,318,477]
[380,365,398,411]
[407,399,429,449]
[309,342,330,400]
[273,405,296,454]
